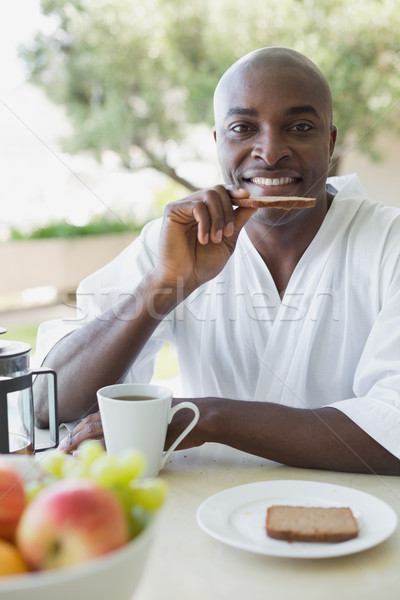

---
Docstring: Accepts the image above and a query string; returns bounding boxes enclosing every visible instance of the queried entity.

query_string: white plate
[196,480,398,558]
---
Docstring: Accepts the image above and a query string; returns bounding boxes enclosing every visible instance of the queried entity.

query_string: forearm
[35,272,180,426]
[198,399,400,475]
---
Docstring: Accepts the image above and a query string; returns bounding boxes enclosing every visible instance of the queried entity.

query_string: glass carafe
[0,328,58,454]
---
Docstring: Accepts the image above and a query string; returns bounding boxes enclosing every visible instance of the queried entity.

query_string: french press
[0,327,58,454]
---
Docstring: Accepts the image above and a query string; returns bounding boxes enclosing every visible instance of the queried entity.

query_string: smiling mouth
[250,176,299,187]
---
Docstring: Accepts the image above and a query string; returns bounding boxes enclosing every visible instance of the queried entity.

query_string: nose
[251,128,291,166]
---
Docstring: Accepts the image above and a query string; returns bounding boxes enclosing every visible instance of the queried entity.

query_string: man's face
[214,63,337,224]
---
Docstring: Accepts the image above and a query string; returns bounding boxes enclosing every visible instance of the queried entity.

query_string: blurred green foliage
[153,343,179,381]
[152,180,189,215]
[1,324,40,353]
[20,0,400,180]
[10,216,143,240]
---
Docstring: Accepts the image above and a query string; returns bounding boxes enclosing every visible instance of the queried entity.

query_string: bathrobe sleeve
[35,219,173,383]
[330,237,400,458]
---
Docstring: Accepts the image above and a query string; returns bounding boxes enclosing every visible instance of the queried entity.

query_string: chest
[173,246,378,401]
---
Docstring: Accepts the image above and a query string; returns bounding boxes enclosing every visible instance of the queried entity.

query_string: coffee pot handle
[32,368,59,451]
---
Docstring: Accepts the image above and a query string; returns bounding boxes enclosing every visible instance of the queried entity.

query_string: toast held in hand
[232,196,316,210]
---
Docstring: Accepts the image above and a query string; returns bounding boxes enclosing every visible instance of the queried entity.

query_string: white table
[132,443,400,600]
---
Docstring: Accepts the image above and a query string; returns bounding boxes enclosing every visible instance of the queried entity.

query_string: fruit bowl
[0,523,154,600]
[0,455,157,600]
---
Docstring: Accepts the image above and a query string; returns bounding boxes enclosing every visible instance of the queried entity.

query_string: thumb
[225,185,250,199]
[233,205,257,232]
[225,185,256,234]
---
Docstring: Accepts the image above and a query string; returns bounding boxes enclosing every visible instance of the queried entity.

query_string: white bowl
[0,456,156,600]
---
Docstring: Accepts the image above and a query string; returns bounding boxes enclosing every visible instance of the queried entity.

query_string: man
[35,47,400,474]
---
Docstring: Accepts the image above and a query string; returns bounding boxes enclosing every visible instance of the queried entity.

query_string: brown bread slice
[266,505,359,543]
[232,196,316,209]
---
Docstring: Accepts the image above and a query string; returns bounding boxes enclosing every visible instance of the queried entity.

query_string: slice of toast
[232,196,316,209]
[266,505,359,543]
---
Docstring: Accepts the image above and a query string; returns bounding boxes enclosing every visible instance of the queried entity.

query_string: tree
[21,0,400,187]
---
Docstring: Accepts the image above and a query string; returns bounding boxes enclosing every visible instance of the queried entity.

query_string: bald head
[214,47,333,125]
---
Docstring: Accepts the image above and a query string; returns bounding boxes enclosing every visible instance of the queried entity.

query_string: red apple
[0,462,26,541]
[16,478,129,570]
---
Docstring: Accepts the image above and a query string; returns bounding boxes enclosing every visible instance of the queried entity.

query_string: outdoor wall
[339,134,400,208]
[0,233,134,297]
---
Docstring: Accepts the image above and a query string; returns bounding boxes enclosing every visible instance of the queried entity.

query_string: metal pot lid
[0,328,31,357]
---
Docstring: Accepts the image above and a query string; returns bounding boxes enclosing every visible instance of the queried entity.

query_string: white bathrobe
[36,174,400,458]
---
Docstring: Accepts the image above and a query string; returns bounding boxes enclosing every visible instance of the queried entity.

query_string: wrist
[142,270,187,319]
[196,397,226,444]
[147,269,197,306]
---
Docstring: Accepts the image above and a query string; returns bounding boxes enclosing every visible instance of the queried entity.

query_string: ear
[329,125,337,159]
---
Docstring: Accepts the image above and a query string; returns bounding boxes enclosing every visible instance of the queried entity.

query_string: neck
[244,192,334,294]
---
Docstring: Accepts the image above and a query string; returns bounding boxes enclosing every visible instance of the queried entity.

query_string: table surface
[35,429,400,600]
[132,443,400,600]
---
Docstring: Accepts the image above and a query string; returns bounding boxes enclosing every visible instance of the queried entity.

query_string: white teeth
[251,177,296,186]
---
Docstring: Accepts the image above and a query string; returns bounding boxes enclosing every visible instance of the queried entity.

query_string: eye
[229,123,255,133]
[289,123,313,133]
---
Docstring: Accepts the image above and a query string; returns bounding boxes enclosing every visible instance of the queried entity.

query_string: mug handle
[161,402,200,468]
[32,368,59,451]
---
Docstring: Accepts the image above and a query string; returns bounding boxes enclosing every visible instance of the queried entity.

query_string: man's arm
[59,396,400,475]
[167,398,400,475]
[35,186,255,426]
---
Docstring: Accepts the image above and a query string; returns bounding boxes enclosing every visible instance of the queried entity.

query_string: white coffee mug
[97,383,200,478]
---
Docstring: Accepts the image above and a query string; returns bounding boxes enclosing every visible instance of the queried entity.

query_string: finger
[214,185,238,238]
[233,205,258,231]
[58,431,74,452]
[59,415,104,453]
[224,186,256,233]
[224,185,250,199]
[59,427,103,453]
[206,199,225,244]
[192,190,224,244]
[192,201,211,244]
[64,411,101,436]
[223,186,251,236]
[200,186,235,244]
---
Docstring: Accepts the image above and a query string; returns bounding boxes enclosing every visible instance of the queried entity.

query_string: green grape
[128,505,151,538]
[112,488,152,538]
[76,439,105,467]
[89,454,120,488]
[40,450,68,479]
[114,449,146,484]
[128,478,168,511]
[111,485,132,514]
[24,479,48,503]
[61,454,89,479]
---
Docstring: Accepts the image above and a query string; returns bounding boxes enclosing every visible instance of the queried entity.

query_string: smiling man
[35,47,400,475]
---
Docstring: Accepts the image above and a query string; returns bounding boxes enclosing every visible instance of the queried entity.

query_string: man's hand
[57,400,204,456]
[59,412,105,454]
[153,185,256,296]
